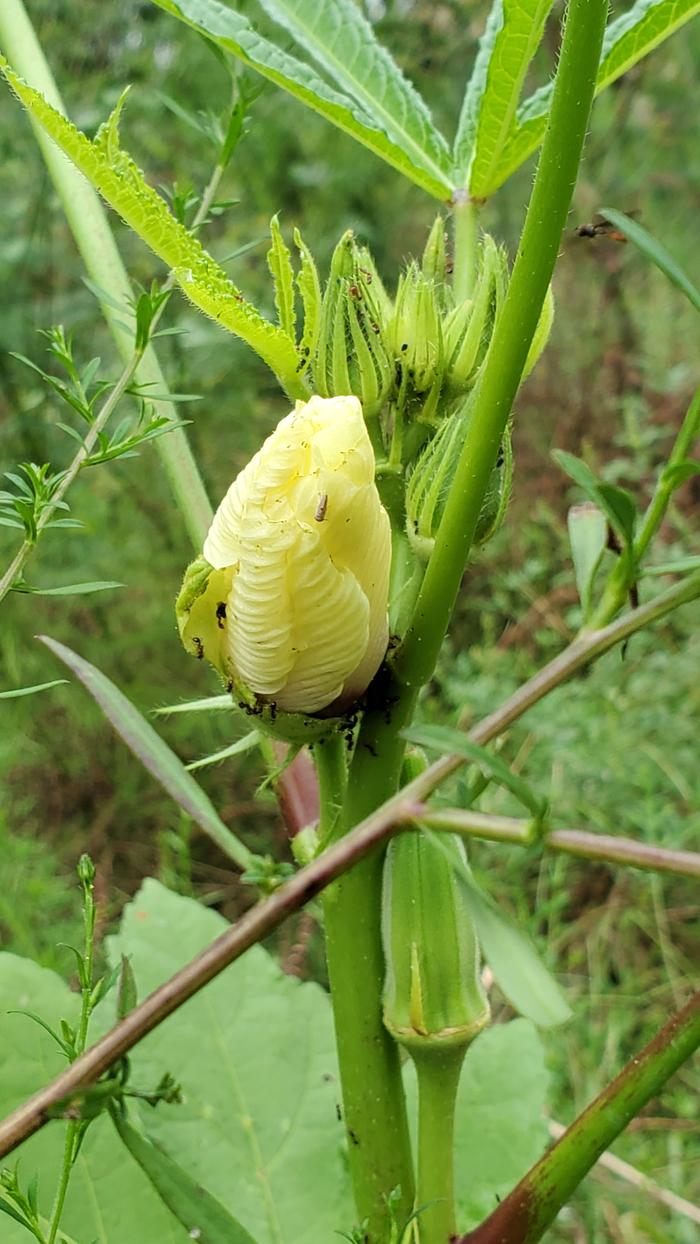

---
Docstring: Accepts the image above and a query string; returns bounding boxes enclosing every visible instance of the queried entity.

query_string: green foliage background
[0,2,698,1240]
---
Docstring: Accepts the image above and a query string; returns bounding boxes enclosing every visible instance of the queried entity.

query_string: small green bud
[405,395,512,559]
[313,231,394,419]
[382,830,489,1051]
[443,234,507,397]
[522,284,555,381]
[77,853,96,886]
[421,215,449,311]
[387,262,443,394]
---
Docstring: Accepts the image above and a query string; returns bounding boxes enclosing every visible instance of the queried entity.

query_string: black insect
[216,601,227,629]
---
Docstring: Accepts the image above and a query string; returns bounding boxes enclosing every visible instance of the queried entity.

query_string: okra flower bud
[387,262,444,394]
[443,234,507,397]
[177,396,391,726]
[313,232,394,420]
[382,829,489,1050]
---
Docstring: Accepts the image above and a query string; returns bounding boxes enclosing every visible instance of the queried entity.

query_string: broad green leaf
[0,60,306,398]
[424,830,571,1027]
[404,723,544,818]
[38,636,254,870]
[256,0,453,188]
[186,729,262,771]
[111,1110,259,1244]
[554,450,637,547]
[107,880,354,1244]
[266,215,296,342]
[487,0,700,194]
[453,0,553,194]
[599,207,700,314]
[0,679,68,699]
[149,0,455,200]
[0,953,187,1244]
[403,1019,549,1229]
[567,503,608,617]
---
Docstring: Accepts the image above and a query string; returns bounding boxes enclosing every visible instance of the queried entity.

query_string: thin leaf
[150,0,454,199]
[489,0,700,194]
[0,60,306,398]
[294,227,321,369]
[256,0,453,187]
[266,214,296,341]
[642,554,700,576]
[554,450,637,547]
[13,581,124,597]
[38,635,254,870]
[454,0,554,194]
[152,694,234,715]
[404,723,544,818]
[424,829,571,1027]
[6,1009,74,1058]
[186,730,262,771]
[598,207,700,314]
[111,1109,260,1244]
[0,679,68,699]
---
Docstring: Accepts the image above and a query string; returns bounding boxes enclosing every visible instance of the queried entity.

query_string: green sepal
[267,213,297,342]
[443,233,507,397]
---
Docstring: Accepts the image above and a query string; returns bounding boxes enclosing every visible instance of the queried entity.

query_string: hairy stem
[0,0,213,549]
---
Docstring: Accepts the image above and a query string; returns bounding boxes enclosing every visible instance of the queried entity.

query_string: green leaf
[106,880,353,1244]
[256,0,453,188]
[453,0,554,194]
[294,228,321,370]
[266,214,296,342]
[598,207,700,314]
[152,694,234,715]
[12,581,124,597]
[423,831,571,1027]
[489,0,700,194]
[0,954,186,1244]
[554,450,637,547]
[403,1019,549,1228]
[38,635,254,870]
[0,60,306,399]
[404,723,544,818]
[0,679,68,700]
[567,502,608,617]
[643,554,700,576]
[149,0,455,200]
[111,1109,259,1244]
[186,730,262,771]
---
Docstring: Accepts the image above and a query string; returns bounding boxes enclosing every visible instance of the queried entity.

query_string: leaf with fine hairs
[0,59,305,399]
[38,635,254,870]
[482,0,700,194]
[256,0,453,189]
[453,0,554,193]
[150,0,455,200]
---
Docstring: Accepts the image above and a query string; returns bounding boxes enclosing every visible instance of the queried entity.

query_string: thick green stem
[0,0,213,550]
[414,1048,466,1244]
[451,195,480,303]
[396,0,610,695]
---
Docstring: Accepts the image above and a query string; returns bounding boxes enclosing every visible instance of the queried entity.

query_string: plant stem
[0,345,145,606]
[0,0,213,550]
[424,809,700,880]
[413,1047,466,1244]
[458,991,700,1244]
[451,193,480,303]
[396,0,610,696]
[635,382,700,561]
[314,731,347,845]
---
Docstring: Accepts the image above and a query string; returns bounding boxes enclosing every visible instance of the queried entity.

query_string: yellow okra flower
[177,395,391,718]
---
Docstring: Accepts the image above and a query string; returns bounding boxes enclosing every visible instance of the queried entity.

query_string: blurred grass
[0,1,699,1239]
